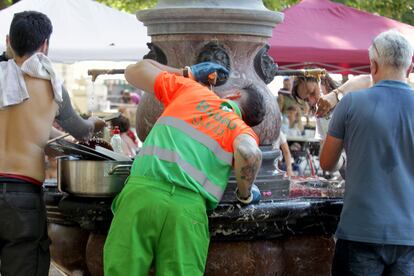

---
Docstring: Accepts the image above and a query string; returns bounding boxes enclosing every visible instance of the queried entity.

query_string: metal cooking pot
[58,157,132,197]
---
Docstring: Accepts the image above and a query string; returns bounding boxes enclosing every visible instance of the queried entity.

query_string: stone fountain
[46,1,344,275]
[136,0,282,145]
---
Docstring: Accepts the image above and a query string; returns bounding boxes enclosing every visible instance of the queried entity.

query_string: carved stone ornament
[143,42,168,65]
[197,42,231,86]
[254,44,278,84]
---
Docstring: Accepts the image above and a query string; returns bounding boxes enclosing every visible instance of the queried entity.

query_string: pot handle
[108,164,132,175]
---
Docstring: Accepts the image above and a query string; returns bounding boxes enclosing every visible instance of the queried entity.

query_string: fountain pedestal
[45,184,342,276]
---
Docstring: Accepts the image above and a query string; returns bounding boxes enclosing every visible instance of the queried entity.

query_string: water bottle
[103,126,111,142]
[281,115,289,133]
[110,126,123,154]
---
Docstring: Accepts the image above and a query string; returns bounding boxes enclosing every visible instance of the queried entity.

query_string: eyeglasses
[372,41,380,58]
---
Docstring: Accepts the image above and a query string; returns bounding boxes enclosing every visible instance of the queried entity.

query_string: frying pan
[48,139,113,160]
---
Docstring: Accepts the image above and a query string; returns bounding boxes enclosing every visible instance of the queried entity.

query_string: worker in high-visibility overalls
[104,60,265,276]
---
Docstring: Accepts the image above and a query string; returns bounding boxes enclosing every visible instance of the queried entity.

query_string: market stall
[0,0,150,62]
[269,0,414,74]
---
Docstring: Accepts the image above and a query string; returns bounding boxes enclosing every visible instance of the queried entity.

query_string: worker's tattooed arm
[233,134,262,199]
[124,59,183,94]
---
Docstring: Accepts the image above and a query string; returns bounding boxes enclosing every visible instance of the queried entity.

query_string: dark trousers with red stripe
[0,178,50,276]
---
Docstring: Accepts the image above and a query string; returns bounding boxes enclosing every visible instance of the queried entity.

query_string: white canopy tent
[0,0,151,63]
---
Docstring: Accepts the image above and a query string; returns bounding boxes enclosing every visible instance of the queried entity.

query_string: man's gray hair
[369,30,413,70]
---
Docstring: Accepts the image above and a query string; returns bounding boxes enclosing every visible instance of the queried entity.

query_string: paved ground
[0,263,64,276]
[49,264,65,276]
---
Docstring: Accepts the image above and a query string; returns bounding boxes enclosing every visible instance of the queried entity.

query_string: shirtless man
[0,11,104,276]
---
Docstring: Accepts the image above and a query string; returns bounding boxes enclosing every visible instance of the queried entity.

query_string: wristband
[235,188,253,204]
[333,88,344,103]
[182,66,191,78]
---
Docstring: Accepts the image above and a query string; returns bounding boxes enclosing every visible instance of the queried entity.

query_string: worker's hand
[235,184,261,205]
[88,117,106,133]
[190,62,229,85]
[315,92,337,118]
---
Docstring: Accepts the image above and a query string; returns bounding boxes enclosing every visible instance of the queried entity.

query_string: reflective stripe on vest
[157,116,233,165]
[138,146,225,200]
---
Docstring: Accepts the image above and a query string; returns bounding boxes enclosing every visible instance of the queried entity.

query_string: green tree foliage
[1,0,413,26]
[0,0,13,10]
[263,0,297,12]
[96,0,156,13]
[95,0,413,26]
[333,0,414,25]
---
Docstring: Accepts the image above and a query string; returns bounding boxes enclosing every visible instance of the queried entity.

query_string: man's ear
[406,63,413,78]
[224,91,241,100]
[5,35,15,59]
[39,39,49,54]
[370,60,378,76]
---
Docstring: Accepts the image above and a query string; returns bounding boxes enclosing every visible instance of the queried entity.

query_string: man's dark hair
[111,115,131,133]
[240,84,266,127]
[9,11,53,57]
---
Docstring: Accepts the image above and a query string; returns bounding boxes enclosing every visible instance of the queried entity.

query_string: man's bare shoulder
[23,74,53,87]
[23,74,54,99]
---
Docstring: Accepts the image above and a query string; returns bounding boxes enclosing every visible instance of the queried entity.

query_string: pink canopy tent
[268,0,414,74]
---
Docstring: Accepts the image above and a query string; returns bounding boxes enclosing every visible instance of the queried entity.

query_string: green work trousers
[104,176,210,276]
